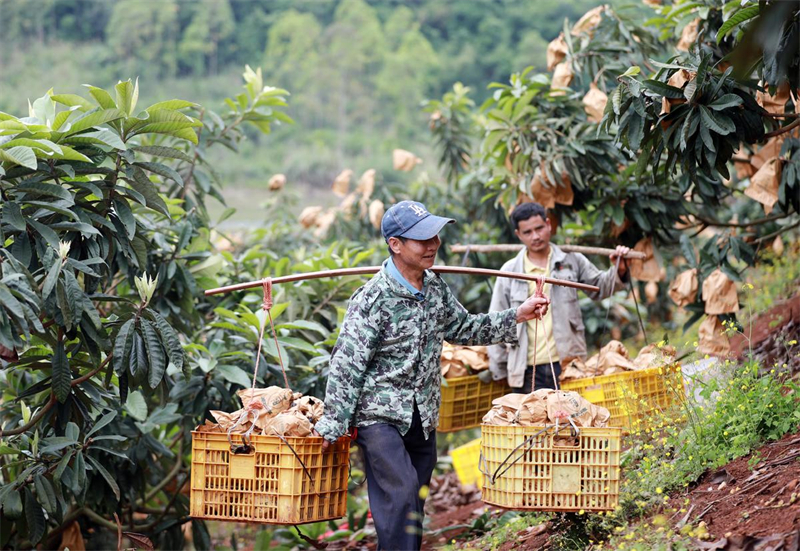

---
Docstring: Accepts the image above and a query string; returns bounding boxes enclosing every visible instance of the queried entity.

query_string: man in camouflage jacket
[315,201,549,551]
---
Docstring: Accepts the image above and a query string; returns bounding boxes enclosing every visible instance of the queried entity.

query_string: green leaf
[114,319,135,375]
[125,390,148,421]
[2,202,26,231]
[699,105,736,135]
[73,451,87,495]
[64,129,126,150]
[41,259,62,301]
[86,410,117,438]
[115,79,138,117]
[18,181,73,202]
[126,168,170,216]
[134,161,184,186]
[131,145,193,163]
[142,319,166,389]
[33,475,57,515]
[274,320,328,334]
[131,331,148,378]
[84,85,116,109]
[699,120,716,152]
[716,5,760,42]
[51,144,92,163]
[113,198,136,239]
[1,488,22,519]
[50,93,93,110]
[277,336,318,354]
[27,218,61,250]
[52,340,71,403]
[0,146,37,169]
[215,364,252,388]
[146,99,198,112]
[24,489,46,544]
[53,450,74,482]
[62,108,126,137]
[85,454,121,501]
[708,94,743,111]
[620,66,641,78]
[149,310,185,374]
[642,80,685,99]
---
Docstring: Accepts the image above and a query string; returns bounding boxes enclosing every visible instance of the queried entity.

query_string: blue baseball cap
[381,201,455,242]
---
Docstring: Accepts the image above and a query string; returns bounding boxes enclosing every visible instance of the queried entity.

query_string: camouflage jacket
[315,260,518,441]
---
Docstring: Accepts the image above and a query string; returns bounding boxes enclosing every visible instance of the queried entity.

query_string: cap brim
[399,215,455,240]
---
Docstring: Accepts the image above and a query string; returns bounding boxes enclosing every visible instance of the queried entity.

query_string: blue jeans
[513,361,562,393]
[355,404,437,551]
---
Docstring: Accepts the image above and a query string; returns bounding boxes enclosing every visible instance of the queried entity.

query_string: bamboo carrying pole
[450,243,647,260]
[204,265,600,297]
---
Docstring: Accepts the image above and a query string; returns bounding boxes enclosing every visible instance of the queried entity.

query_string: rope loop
[262,278,273,311]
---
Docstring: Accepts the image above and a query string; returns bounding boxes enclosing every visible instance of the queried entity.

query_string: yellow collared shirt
[523,250,560,366]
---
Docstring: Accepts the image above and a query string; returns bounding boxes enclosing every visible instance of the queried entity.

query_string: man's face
[515,215,551,254]
[390,235,441,270]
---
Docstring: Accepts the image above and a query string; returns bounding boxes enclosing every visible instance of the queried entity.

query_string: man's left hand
[610,245,631,277]
[516,296,550,323]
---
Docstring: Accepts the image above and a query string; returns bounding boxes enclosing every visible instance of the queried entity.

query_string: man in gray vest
[488,202,630,392]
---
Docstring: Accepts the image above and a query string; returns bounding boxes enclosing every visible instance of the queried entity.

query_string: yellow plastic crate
[480,424,621,512]
[190,431,349,525]
[451,438,482,488]
[439,375,508,432]
[560,364,684,431]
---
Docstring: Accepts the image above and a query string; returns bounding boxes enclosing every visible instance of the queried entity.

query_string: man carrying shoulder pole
[488,202,630,392]
[314,200,549,551]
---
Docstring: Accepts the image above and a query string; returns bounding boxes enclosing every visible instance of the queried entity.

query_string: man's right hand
[312,428,332,452]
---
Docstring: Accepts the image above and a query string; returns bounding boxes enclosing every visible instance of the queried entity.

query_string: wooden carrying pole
[204,265,600,297]
[450,243,647,260]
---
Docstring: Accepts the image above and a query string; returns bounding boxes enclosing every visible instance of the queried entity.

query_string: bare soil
[668,430,800,550]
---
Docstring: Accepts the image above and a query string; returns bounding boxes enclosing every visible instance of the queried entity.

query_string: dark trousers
[512,362,562,393]
[355,404,437,551]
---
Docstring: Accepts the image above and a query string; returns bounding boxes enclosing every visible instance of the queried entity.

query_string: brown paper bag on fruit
[393,149,422,171]
[547,33,568,71]
[677,19,699,51]
[571,5,605,37]
[546,390,610,428]
[263,411,313,437]
[756,82,791,115]
[551,62,574,96]
[331,169,353,197]
[268,173,286,191]
[668,268,698,307]
[237,387,295,429]
[583,82,608,123]
[633,343,677,369]
[698,315,731,356]
[629,237,662,282]
[585,340,637,375]
[745,158,781,214]
[368,199,384,229]
[702,269,739,315]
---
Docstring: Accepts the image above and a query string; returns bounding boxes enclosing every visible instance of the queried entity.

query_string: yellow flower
[655,487,663,494]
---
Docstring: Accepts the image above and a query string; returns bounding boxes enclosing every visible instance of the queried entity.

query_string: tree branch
[753,220,800,244]
[0,352,112,436]
[71,353,113,386]
[0,394,56,437]
[763,118,800,139]
[693,213,789,228]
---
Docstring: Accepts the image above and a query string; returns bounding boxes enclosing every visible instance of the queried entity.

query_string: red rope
[249,278,290,393]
